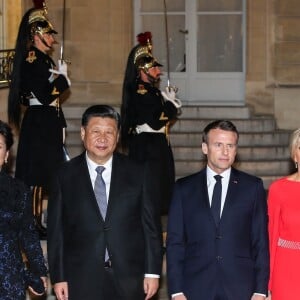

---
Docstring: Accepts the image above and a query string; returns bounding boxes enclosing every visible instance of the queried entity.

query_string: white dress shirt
[86,152,112,200]
[206,166,231,216]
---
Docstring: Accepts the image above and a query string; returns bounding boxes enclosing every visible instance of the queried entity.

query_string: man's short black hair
[81,105,121,129]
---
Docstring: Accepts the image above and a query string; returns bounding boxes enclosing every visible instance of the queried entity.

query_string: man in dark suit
[166,120,269,300]
[47,105,163,300]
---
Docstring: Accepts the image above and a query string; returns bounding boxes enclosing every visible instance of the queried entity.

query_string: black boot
[32,186,47,239]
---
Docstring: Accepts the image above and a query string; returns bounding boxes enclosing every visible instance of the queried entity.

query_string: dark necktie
[94,166,109,261]
[94,166,107,220]
[211,175,222,224]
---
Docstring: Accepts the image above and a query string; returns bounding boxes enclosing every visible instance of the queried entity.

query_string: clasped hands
[49,59,71,86]
[161,86,182,108]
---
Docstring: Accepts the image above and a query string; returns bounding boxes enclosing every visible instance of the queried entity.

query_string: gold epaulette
[26,51,37,63]
[137,84,148,95]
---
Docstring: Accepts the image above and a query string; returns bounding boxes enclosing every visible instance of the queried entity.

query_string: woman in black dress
[7,2,70,235]
[0,120,47,299]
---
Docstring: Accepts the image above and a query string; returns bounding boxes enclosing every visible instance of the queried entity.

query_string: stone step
[175,160,292,179]
[173,146,290,161]
[62,104,291,191]
[65,131,290,147]
[65,132,291,166]
[260,175,290,190]
[65,145,292,176]
[168,132,290,147]
[65,144,84,158]
[63,105,87,118]
[63,104,120,119]
[65,116,278,134]
[178,105,252,119]
[63,104,252,120]
[171,117,277,132]
[174,173,290,190]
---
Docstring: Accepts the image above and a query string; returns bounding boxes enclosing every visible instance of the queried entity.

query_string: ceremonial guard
[7,0,71,237]
[121,32,181,215]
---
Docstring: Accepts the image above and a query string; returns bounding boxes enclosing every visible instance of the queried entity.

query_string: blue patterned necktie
[94,166,107,220]
[211,175,222,224]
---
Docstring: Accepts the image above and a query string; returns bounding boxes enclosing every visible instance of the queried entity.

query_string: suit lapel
[197,169,217,226]
[220,168,239,223]
[104,153,120,223]
[199,170,210,209]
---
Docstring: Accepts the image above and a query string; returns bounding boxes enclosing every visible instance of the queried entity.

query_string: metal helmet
[133,32,162,74]
[28,7,57,40]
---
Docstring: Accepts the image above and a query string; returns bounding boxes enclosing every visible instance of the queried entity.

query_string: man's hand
[144,277,159,300]
[173,294,187,300]
[53,281,69,300]
[251,294,266,300]
[161,86,182,108]
[265,290,271,300]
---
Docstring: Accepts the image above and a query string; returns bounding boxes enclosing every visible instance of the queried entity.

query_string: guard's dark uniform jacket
[129,80,178,130]
[127,79,179,214]
[15,46,69,189]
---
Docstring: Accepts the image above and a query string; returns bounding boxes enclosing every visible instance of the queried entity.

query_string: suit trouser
[103,267,122,300]
[214,284,228,300]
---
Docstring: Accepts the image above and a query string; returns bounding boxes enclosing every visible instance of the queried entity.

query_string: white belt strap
[29,98,43,106]
[135,123,165,134]
[29,97,58,107]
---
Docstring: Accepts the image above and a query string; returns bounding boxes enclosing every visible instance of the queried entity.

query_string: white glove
[49,59,71,86]
[161,86,182,108]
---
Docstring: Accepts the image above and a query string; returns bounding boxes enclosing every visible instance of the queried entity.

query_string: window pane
[197,15,243,72]
[197,0,242,12]
[141,0,185,12]
[142,15,186,72]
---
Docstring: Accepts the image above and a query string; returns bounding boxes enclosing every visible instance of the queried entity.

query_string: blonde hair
[289,128,300,160]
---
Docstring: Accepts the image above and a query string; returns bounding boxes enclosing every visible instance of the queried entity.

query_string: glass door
[134,0,246,104]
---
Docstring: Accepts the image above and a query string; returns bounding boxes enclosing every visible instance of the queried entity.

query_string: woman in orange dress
[268,128,300,299]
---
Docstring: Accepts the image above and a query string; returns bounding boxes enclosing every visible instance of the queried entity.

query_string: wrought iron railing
[0,49,14,88]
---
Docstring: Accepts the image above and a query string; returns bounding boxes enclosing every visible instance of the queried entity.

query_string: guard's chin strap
[37,33,52,50]
[145,72,160,85]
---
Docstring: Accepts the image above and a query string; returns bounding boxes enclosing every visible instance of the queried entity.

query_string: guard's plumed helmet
[29,0,57,40]
[133,32,162,73]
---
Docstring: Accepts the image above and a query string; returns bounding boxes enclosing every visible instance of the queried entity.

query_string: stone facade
[273,0,300,129]
[246,0,300,129]
[1,0,300,129]
[47,0,133,106]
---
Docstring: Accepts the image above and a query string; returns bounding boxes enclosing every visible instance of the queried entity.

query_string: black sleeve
[21,53,69,105]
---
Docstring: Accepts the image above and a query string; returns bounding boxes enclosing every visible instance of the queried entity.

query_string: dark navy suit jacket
[47,152,162,300]
[166,167,269,300]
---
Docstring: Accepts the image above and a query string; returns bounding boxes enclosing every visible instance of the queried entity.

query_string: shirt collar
[85,152,113,173]
[206,165,231,185]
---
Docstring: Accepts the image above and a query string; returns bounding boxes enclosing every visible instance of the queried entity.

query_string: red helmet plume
[32,0,45,9]
[137,32,152,46]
